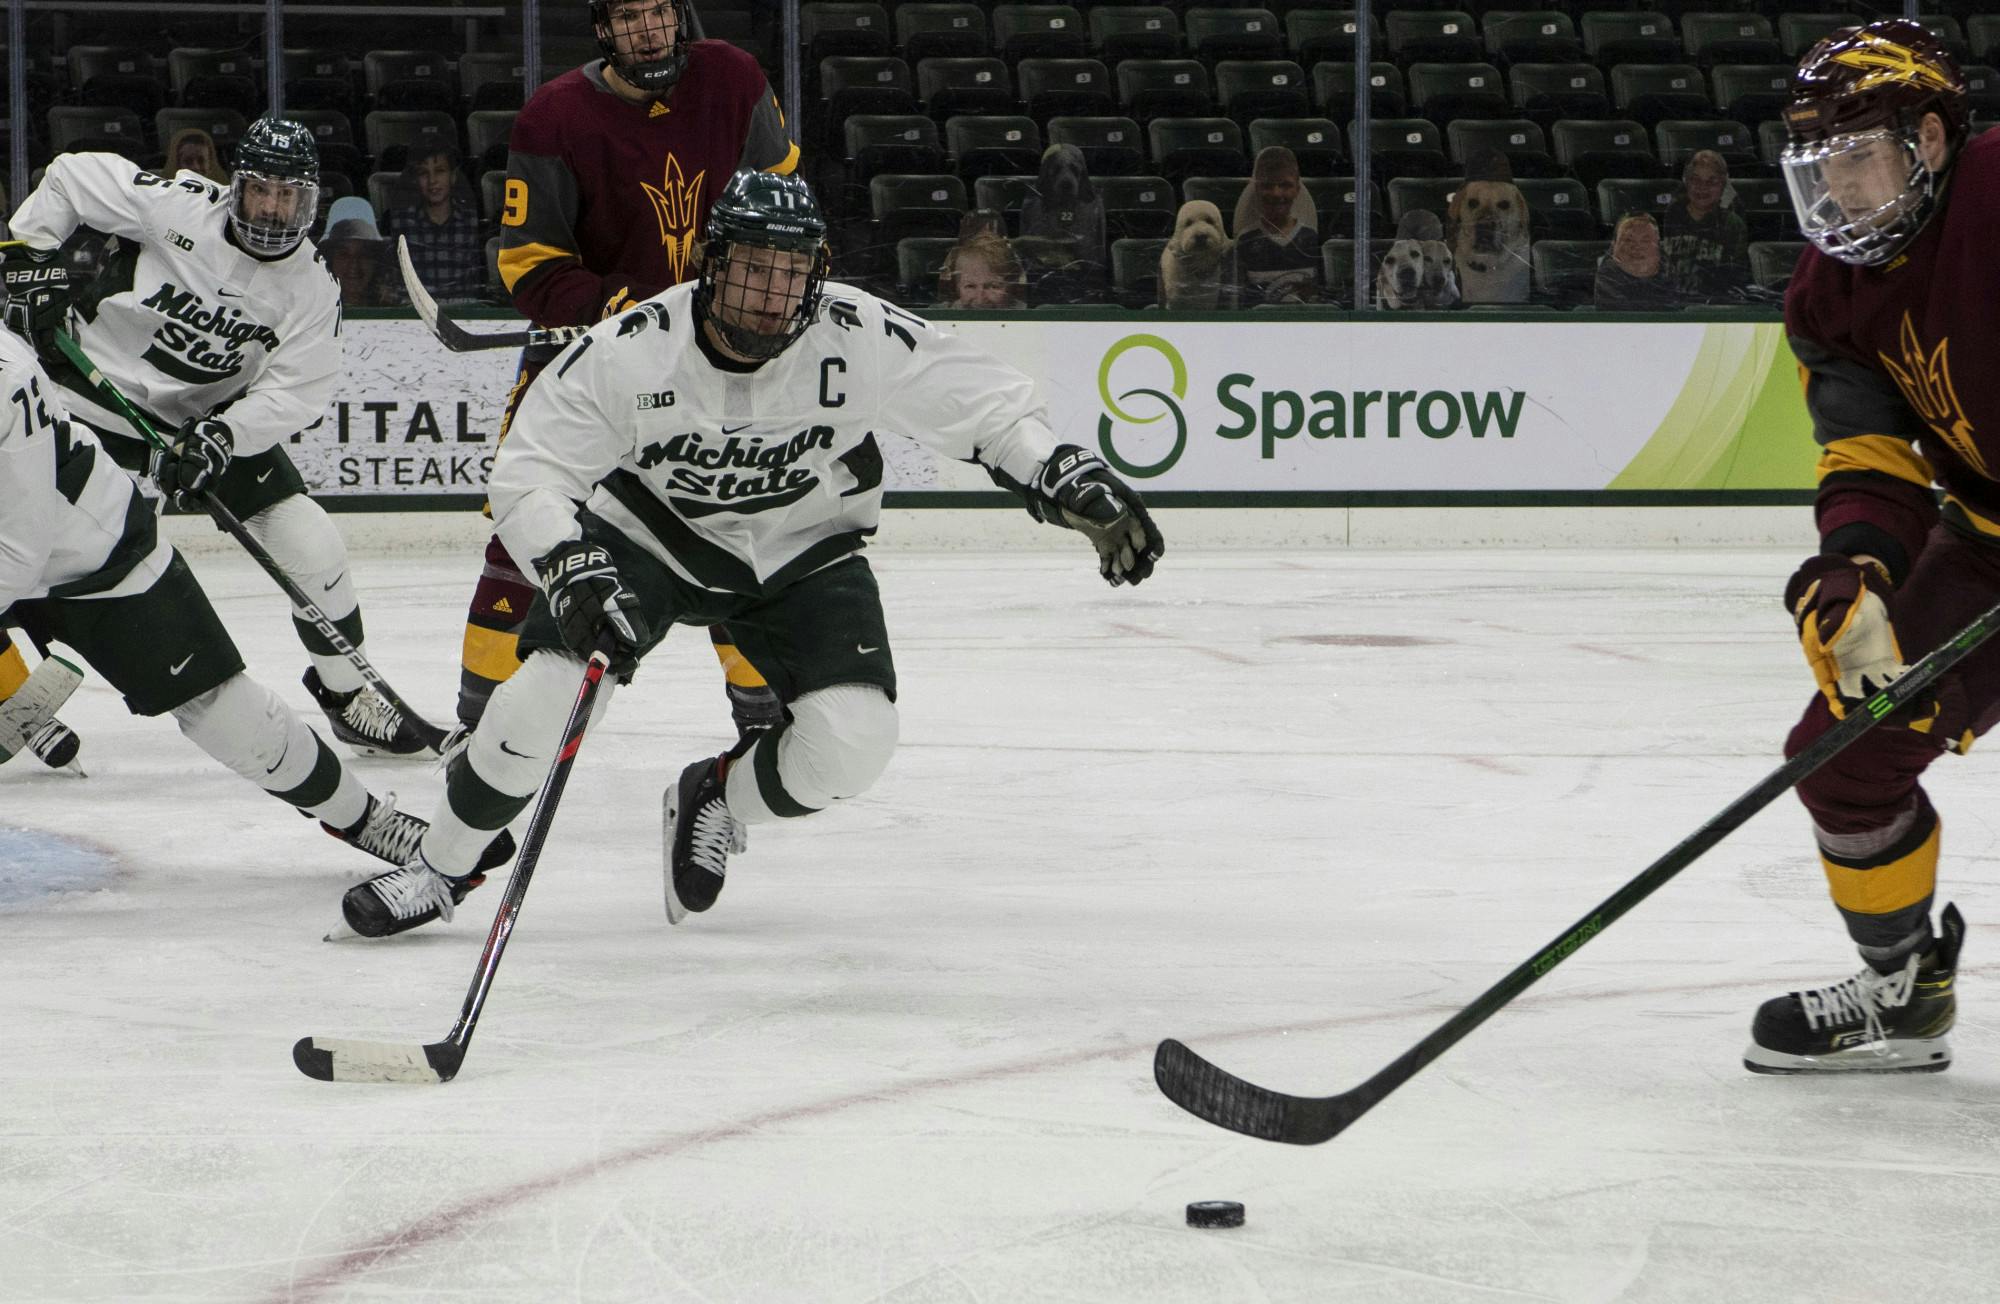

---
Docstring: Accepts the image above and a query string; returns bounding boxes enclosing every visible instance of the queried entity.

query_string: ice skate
[324,793,517,938]
[663,753,747,923]
[337,854,487,939]
[304,667,435,758]
[1745,903,1963,1074]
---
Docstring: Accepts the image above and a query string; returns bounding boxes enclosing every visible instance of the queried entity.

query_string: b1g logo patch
[636,390,676,410]
[166,230,195,251]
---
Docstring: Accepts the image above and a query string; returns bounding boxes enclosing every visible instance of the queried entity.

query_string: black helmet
[590,0,693,96]
[693,171,830,362]
[1781,19,1969,265]
[230,116,321,257]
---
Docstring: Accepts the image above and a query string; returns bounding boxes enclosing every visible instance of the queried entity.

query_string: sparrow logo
[1096,334,1188,478]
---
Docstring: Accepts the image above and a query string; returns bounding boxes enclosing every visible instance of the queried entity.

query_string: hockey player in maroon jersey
[453,0,800,741]
[1746,18,2000,1073]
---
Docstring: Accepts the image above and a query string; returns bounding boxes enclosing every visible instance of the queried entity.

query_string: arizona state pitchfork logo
[1879,313,1988,476]
[1829,33,1960,94]
[641,154,706,283]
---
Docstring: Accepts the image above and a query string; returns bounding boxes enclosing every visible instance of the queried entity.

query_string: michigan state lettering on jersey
[136,282,281,384]
[8,151,342,455]
[640,425,838,511]
[487,280,1059,594]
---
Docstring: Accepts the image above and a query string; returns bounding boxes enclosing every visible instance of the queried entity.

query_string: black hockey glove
[0,245,75,353]
[1030,445,1165,587]
[150,417,234,507]
[534,540,651,675]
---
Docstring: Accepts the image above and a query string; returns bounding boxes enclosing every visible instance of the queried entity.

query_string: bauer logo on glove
[1030,444,1167,588]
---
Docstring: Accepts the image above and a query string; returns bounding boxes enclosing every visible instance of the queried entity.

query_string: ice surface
[4,545,1998,1303]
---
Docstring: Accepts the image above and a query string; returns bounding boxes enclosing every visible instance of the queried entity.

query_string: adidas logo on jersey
[493,598,514,614]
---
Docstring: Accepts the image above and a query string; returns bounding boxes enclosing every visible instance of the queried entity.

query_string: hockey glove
[150,417,234,507]
[0,244,74,353]
[1786,553,1915,714]
[1030,445,1166,587]
[535,540,650,674]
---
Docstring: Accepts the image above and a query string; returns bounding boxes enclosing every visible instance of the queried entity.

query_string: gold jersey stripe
[496,241,576,293]
[1815,433,1935,488]
[1943,495,2000,539]
[766,141,801,176]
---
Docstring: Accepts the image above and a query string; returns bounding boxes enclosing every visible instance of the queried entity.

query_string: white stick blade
[293,1036,444,1084]
[0,655,84,759]
[394,235,443,333]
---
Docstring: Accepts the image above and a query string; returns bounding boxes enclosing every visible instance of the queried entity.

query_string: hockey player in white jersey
[2,116,433,756]
[0,320,515,878]
[338,169,1164,937]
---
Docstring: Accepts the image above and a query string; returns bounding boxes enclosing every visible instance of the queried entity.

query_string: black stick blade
[1154,1040,1355,1146]
[291,1036,456,1085]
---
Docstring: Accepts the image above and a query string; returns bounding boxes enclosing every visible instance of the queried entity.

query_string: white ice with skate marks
[3,545,1999,1303]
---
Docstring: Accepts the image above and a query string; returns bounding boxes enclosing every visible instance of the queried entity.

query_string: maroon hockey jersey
[496,41,798,328]
[1786,130,2000,579]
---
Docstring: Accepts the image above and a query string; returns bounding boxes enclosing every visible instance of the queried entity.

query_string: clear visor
[229,170,320,256]
[1780,128,1931,266]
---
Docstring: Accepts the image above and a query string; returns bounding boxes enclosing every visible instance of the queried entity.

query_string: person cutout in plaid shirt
[383,133,485,304]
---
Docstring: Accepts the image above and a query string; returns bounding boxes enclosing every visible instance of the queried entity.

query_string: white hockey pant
[172,672,368,826]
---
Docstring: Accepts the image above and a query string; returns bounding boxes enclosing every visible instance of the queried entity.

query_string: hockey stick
[292,646,613,1084]
[1155,592,2000,1145]
[395,236,587,354]
[50,330,450,755]
[0,653,86,773]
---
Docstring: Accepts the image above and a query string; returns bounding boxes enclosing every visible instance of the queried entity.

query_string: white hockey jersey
[8,152,342,455]
[491,282,1059,594]
[0,329,170,614]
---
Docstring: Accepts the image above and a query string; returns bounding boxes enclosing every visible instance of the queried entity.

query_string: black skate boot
[663,751,748,923]
[1744,903,1964,1075]
[303,667,434,758]
[323,794,516,938]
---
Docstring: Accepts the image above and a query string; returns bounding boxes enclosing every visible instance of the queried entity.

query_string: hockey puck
[1185,1200,1245,1229]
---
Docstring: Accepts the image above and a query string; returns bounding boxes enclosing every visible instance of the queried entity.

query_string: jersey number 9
[502,179,529,227]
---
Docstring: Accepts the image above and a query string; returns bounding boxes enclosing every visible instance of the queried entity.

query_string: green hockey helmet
[694,170,830,362]
[230,116,321,257]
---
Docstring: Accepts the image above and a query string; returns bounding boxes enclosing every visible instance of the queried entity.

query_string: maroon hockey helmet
[1780,19,1969,264]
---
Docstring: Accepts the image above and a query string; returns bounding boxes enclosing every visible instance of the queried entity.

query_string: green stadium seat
[1090,6,1182,63]
[1186,7,1287,61]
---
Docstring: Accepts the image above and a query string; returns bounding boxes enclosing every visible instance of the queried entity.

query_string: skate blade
[662,784,686,925]
[1743,1037,1952,1075]
[323,916,362,942]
